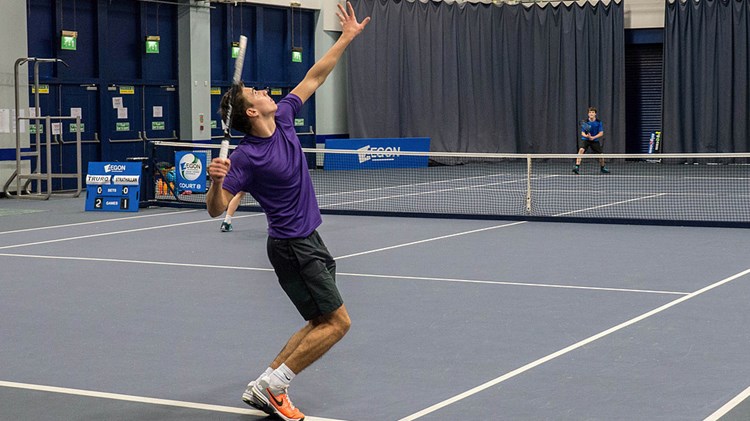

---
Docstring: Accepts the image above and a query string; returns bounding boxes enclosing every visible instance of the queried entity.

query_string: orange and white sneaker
[251,379,305,421]
[241,380,273,415]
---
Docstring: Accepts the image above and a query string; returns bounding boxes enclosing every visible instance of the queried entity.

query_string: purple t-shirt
[222,94,321,239]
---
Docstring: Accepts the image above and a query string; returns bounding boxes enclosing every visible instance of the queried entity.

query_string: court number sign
[85,162,141,212]
[174,151,207,194]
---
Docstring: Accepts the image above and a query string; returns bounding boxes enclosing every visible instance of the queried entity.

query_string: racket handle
[219,139,230,159]
[233,36,248,84]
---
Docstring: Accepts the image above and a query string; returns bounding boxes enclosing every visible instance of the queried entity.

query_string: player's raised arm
[290,1,370,103]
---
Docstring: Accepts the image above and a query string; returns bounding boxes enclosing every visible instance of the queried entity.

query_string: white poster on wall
[0,109,10,133]
[18,109,25,133]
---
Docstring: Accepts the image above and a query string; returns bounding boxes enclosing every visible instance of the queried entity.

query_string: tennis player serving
[206,3,369,420]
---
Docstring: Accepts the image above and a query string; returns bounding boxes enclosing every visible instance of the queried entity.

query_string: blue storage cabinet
[59,84,101,190]
[143,86,178,143]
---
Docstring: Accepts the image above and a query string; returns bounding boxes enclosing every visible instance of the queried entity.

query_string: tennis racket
[581,119,591,135]
[219,35,248,160]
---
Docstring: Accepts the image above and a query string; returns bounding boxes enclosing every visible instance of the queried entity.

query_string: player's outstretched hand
[337,1,370,39]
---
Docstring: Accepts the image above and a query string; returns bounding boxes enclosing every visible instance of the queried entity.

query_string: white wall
[0,0,30,190]
[314,0,351,136]
[623,0,664,29]
[178,0,213,142]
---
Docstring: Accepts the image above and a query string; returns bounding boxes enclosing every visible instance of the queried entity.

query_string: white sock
[268,363,295,392]
[255,367,273,384]
[224,215,232,224]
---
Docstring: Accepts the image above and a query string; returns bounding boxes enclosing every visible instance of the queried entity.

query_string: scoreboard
[85,162,141,212]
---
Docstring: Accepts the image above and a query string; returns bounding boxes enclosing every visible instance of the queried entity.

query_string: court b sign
[323,137,430,170]
[174,151,207,193]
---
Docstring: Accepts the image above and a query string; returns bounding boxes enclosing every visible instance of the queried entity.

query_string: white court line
[0,253,273,273]
[0,209,201,235]
[0,253,688,295]
[316,172,514,198]
[0,212,688,296]
[0,213,264,251]
[1,217,526,258]
[704,384,750,421]
[0,380,347,421]
[320,178,532,208]
[0,253,687,296]
[553,193,668,217]
[687,177,750,180]
[345,272,689,296]
[561,175,666,179]
[334,221,528,259]
[399,267,750,421]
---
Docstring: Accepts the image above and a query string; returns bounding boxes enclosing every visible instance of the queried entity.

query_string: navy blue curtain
[347,0,625,154]
[663,0,750,153]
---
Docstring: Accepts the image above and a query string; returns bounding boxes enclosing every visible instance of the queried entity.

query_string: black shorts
[266,230,342,321]
[578,139,604,154]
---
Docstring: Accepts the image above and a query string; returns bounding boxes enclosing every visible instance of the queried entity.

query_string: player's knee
[312,306,350,337]
[331,307,351,338]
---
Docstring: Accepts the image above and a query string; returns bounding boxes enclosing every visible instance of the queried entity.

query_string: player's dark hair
[219,82,253,135]
[587,106,598,113]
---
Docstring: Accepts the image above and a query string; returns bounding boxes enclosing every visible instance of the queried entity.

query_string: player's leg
[250,231,347,420]
[243,323,314,415]
[282,305,351,373]
[599,157,609,173]
[591,143,609,173]
[252,306,349,421]
[221,191,245,231]
[264,231,346,369]
[270,323,316,367]
[269,231,347,371]
[573,143,586,174]
[575,148,586,164]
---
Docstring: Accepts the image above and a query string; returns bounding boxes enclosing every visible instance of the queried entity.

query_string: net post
[526,155,532,212]
[44,115,52,197]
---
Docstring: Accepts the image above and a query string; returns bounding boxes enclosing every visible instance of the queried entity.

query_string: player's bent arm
[206,158,235,217]
[207,184,234,218]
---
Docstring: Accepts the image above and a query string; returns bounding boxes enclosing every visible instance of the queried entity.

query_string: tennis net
[149,141,750,227]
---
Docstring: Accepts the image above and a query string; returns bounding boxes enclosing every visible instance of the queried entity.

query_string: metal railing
[3,57,83,199]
